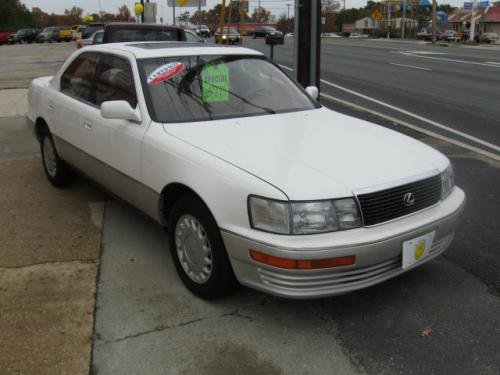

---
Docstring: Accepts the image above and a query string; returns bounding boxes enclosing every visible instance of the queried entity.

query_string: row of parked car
[1,23,287,47]
[417,29,499,43]
[192,24,285,44]
[77,23,285,49]
[0,24,115,46]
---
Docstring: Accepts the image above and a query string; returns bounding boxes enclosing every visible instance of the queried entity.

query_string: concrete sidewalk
[0,89,105,374]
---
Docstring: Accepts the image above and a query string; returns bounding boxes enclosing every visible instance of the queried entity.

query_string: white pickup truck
[26,42,465,299]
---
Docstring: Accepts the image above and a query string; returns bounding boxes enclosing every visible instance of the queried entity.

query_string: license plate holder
[402,231,436,269]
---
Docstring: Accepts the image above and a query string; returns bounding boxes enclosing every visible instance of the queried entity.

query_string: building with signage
[448,4,500,34]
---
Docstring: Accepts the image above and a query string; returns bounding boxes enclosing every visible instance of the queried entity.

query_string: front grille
[357,174,442,226]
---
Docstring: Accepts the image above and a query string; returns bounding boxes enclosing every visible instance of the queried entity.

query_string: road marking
[278,63,500,157]
[405,50,447,55]
[319,93,500,162]
[485,61,500,66]
[389,62,432,71]
[400,52,500,68]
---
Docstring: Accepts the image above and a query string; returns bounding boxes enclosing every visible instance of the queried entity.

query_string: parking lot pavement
[0,43,74,89]
[0,43,105,374]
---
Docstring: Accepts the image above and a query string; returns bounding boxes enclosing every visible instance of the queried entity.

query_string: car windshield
[106,28,179,42]
[218,28,238,34]
[139,55,318,123]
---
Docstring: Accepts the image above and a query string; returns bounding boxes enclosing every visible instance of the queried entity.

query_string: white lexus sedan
[26,42,465,299]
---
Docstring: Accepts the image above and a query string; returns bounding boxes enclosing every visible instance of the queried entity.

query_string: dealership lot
[1,41,499,374]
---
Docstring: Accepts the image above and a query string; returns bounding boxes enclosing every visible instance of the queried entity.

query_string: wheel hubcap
[175,215,213,284]
[42,137,57,177]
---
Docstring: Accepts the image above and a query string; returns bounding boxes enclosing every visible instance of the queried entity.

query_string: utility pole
[294,0,321,90]
[387,1,391,39]
[258,0,261,24]
[469,0,477,42]
[198,0,201,33]
[401,0,406,39]
[431,0,436,43]
[141,0,145,23]
[287,3,291,32]
[173,2,176,26]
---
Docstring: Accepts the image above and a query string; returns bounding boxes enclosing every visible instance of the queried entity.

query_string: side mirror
[101,100,141,123]
[305,86,319,100]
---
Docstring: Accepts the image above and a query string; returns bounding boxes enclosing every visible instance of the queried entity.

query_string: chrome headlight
[249,196,361,235]
[441,163,455,199]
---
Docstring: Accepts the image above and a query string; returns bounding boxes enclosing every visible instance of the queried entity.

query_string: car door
[50,52,100,158]
[83,52,149,209]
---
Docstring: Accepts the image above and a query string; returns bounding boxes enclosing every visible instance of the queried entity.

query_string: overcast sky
[21,0,466,24]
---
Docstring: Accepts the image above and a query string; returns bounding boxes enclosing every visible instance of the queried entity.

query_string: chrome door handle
[83,121,93,130]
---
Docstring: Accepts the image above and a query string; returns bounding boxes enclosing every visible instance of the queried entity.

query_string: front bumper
[222,187,465,299]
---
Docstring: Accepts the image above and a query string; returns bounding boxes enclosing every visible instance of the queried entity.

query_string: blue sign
[464,1,489,9]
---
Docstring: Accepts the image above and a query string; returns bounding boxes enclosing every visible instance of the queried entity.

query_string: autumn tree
[64,6,83,25]
[321,0,341,32]
[251,7,271,23]
[276,14,293,33]
[117,5,133,22]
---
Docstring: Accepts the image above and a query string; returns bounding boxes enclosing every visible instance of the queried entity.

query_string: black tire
[253,33,257,39]
[168,195,239,299]
[40,127,77,187]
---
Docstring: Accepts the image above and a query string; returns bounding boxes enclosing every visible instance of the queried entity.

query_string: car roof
[104,22,182,31]
[84,41,263,59]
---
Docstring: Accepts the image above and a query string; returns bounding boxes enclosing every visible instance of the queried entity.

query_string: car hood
[162,107,448,200]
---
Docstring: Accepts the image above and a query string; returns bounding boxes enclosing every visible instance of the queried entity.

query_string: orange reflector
[249,250,355,270]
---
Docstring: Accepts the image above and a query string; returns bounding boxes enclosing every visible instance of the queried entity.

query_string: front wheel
[40,128,77,187]
[168,195,239,299]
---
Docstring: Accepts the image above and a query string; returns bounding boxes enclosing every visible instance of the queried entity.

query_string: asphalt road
[246,38,500,156]
[1,41,499,375]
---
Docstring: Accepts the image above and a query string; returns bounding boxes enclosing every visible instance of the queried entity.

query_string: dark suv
[252,26,284,43]
[100,23,202,44]
[10,28,39,44]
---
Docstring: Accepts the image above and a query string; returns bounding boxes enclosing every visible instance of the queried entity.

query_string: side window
[185,31,202,42]
[60,53,99,104]
[95,55,138,108]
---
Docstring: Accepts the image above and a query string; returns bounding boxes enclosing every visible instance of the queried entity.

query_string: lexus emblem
[403,192,415,207]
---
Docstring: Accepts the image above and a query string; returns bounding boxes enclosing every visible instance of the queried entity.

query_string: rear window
[105,28,180,43]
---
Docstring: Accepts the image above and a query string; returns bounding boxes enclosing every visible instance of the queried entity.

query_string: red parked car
[0,29,15,45]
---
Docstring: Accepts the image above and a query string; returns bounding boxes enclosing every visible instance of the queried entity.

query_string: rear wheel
[40,128,77,187]
[168,195,239,299]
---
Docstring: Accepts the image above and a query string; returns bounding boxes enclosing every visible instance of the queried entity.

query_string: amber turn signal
[249,250,355,270]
